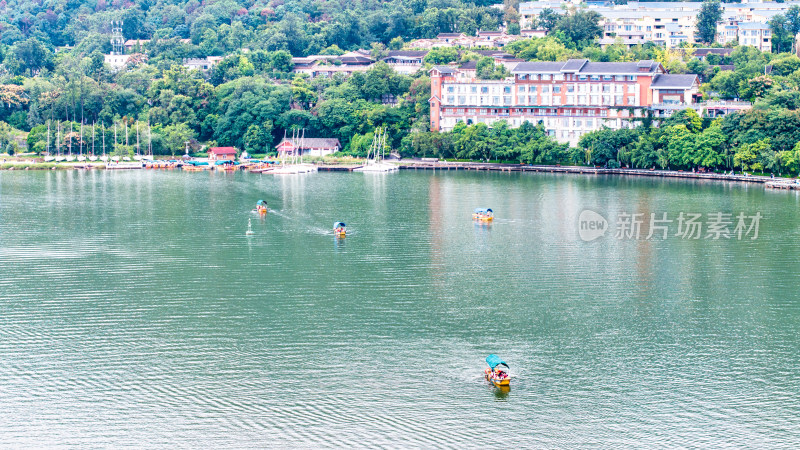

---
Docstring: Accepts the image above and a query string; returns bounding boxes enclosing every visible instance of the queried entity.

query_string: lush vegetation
[0,0,799,177]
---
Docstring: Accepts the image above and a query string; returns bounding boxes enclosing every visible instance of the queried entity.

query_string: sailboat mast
[92,122,95,155]
[102,123,106,156]
[57,122,61,155]
[79,121,83,156]
[136,121,140,156]
[46,120,50,155]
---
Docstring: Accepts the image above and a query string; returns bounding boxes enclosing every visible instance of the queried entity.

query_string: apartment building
[737,22,772,52]
[430,59,699,145]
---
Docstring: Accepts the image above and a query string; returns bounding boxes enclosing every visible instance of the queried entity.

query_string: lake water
[1,169,799,447]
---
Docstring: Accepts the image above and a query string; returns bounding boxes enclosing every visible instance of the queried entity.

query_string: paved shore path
[398,159,787,185]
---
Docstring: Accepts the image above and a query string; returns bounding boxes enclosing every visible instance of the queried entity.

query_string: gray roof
[691,48,734,57]
[561,59,589,72]
[512,61,568,73]
[279,138,341,149]
[460,60,478,70]
[386,50,428,58]
[651,74,698,89]
[432,65,457,73]
[738,22,769,29]
[512,60,662,74]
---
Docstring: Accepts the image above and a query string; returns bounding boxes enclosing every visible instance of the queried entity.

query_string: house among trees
[276,138,341,157]
[208,147,238,161]
[183,56,224,74]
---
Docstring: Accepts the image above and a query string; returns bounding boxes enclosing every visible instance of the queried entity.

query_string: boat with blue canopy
[333,222,346,237]
[484,354,510,387]
[473,208,493,221]
[472,208,494,221]
[255,199,268,214]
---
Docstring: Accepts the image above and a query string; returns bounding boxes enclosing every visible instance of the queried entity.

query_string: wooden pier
[765,180,800,190]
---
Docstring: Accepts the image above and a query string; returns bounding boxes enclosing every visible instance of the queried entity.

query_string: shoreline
[2,159,799,189]
[396,160,792,186]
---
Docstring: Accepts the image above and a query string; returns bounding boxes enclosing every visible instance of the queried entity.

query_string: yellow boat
[334,222,346,237]
[472,208,494,221]
[485,354,510,387]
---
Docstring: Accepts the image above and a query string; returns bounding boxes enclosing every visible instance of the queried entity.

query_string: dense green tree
[697,1,722,44]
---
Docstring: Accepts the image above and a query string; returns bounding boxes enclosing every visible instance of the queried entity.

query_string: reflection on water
[1,170,800,447]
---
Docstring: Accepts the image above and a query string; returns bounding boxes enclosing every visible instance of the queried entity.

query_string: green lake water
[1,169,799,446]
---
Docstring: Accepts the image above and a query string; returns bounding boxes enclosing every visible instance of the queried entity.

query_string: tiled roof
[651,74,698,88]
[209,147,237,155]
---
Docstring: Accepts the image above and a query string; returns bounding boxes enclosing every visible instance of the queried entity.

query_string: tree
[769,15,793,54]
[10,37,51,76]
[553,11,603,50]
[423,47,458,65]
[160,123,196,156]
[538,9,561,31]
[697,1,722,44]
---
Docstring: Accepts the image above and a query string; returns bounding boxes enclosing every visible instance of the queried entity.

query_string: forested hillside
[0,0,503,54]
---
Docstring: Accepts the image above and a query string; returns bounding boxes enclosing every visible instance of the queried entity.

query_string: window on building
[471,86,478,93]
[542,86,550,93]
[579,75,588,81]
[554,74,564,81]
[503,96,512,105]
[528,96,535,105]
[578,95,587,104]
[447,96,455,103]
[447,87,454,93]
[615,75,624,81]
[591,95,599,104]
[458,96,466,104]
[601,110,608,117]
[628,84,636,94]
[588,109,596,116]
[591,75,600,81]
[519,74,527,80]
[567,85,575,93]
[503,86,511,94]
[586,119,594,128]
[603,75,613,81]
[518,86,525,93]
[530,85,538,93]
[542,74,551,80]
[602,85,611,93]
[567,95,574,104]
[481,87,489,93]
[627,75,636,81]
[553,86,561,93]
[553,97,561,106]
[493,96,500,105]
[615,95,623,105]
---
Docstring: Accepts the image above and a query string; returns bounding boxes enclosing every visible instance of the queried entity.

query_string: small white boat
[100,155,109,162]
[89,155,98,161]
[65,155,75,162]
[77,155,86,162]
[122,156,131,161]
[44,156,55,162]
[55,156,66,162]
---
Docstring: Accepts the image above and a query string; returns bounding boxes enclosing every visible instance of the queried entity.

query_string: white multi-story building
[519,1,782,51]
[737,22,772,52]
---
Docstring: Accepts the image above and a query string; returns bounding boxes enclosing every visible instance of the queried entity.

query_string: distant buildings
[519,1,784,51]
[183,56,224,74]
[430,59,701,145]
